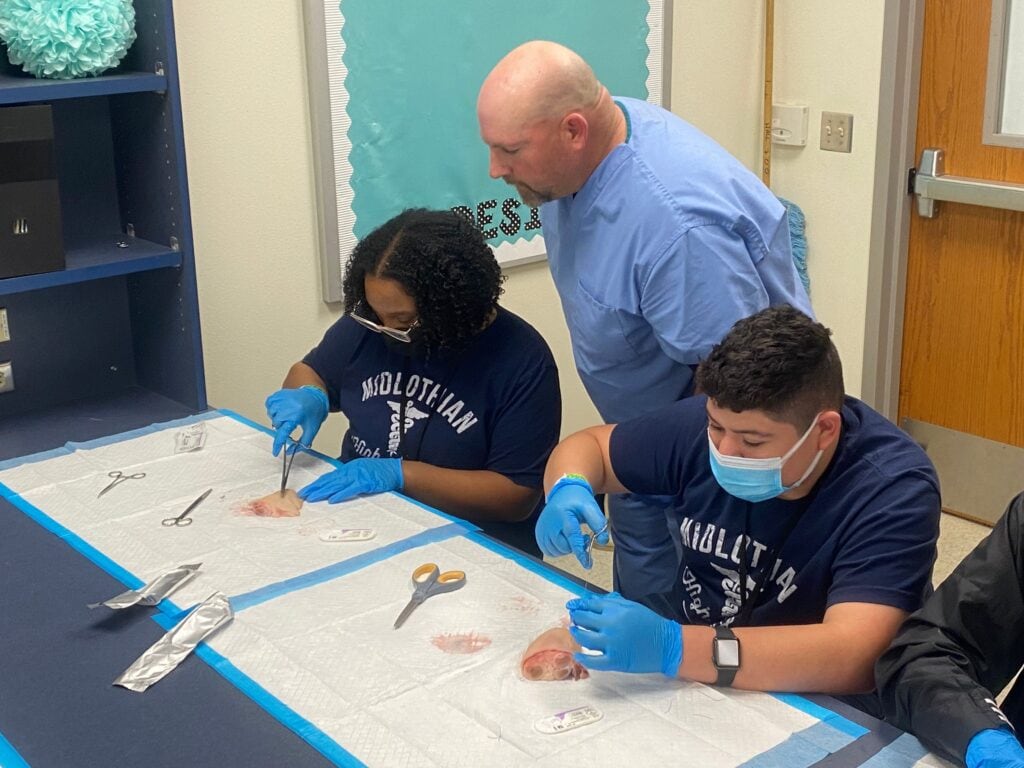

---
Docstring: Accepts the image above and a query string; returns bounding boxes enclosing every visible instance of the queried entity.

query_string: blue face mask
[708,415,824,503]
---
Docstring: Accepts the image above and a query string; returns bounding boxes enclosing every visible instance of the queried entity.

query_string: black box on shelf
[0,104,64,280]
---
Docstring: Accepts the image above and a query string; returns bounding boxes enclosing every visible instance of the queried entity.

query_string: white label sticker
[534,706,603,735]
[318,528,377,543]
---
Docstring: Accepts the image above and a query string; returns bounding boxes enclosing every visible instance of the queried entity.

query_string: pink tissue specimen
[431,632,492,654]
[235,489,303,518]
[520,627,589,682]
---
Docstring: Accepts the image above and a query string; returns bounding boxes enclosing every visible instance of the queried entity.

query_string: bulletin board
[303,0,670,303]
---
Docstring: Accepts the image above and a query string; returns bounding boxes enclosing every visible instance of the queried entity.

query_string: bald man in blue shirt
[478,41,812,603]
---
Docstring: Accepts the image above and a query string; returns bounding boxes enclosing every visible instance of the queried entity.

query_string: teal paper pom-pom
[0,0,137,80]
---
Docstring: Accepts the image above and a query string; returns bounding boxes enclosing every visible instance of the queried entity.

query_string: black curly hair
[342,209,505,353]
[695,305,844,430]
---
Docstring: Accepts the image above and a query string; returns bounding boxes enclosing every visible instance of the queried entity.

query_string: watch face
[714,638,740,669]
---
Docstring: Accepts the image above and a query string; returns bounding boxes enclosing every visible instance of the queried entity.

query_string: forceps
[97,470,146,498]
[393,563,467,629]
[583,522,610,567]
[162,488,213,527]
[280,439,299,496]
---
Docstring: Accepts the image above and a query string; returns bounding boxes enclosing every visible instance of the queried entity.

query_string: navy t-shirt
[609,395,940,627]
[302,307,561,556]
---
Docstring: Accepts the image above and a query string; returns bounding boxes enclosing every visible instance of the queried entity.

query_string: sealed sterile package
[88,563,202,610]
[114,592,233,693]
[174,422,207,453]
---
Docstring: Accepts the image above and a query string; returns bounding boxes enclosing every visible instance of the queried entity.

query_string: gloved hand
[535,477,608,567]
[966,728,1024,768]
[566,592,683,676]
[298,458,403,503]
[265,385,330,456]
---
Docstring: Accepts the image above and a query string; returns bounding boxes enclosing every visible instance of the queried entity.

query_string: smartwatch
[712,625,740,687]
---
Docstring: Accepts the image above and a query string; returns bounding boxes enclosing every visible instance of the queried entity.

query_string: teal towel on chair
[778,196,810,294]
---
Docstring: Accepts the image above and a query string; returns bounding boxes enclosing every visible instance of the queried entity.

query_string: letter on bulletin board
[304,0,668,302]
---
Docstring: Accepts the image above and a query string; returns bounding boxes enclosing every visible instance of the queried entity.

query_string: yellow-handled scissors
[393,562,466,629]
[97,470,146,498]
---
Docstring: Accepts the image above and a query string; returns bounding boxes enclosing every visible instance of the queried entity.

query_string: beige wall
[175,1,887,455]
[671,1,887,397]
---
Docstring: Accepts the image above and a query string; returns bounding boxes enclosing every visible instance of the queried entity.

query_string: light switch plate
[820,111,853,153]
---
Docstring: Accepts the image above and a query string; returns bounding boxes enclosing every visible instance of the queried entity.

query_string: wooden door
[900,0,1024,524]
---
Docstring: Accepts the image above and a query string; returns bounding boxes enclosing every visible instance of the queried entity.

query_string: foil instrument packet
[114,591,233,692]
[174,422,207,453]
[88,563,202,610]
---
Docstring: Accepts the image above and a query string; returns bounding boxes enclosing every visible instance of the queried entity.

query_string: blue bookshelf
[0,0,206,425]
[0,237,180,296]
[0,71,167,105]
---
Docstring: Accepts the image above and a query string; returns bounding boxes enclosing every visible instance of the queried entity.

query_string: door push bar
[911,148,1024,218]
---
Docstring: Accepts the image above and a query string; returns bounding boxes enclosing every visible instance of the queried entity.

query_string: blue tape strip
[0,729,30,768]
[0,444,73,471]
[738,725,832,768]
[856,732,930,767]
[148,611,363,768]
[466,530,588,596]
[0,411,220,471]
[0,484,144,591]
[793,718,863,754]
[229,523,466,612]
[772,693,869,739]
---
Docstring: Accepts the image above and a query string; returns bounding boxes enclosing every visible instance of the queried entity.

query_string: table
[0,389,949,767]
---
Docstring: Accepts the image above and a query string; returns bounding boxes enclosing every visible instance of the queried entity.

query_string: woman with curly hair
[265,209,561,555]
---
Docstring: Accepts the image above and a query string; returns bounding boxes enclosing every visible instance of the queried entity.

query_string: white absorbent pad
[0,412,954,768]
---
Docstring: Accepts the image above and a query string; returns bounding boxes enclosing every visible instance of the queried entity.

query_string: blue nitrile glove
[535,476,608,567]
[265,385,330,456]
[298,458,403,503]
[966,728,1024,768]
[566,592,683,676]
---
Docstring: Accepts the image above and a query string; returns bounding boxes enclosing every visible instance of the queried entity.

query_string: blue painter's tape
[857,732,930,767]
[63,411,222,452]
[0,729,30,768]
[217,407,274,436]
[772,693,869,739]
[794,718,861,754]
[390,489,480,531]
[738,726,831,768]
[197,643,365,767]
[146,610,363,767]
[466,530,588,596]
[0,487,143,591]
[0,443,73,471]
[229,523,466,612]
[0,411,221,471]
[218,409,347,471]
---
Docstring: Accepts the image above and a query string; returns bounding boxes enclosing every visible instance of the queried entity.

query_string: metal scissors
[393,562,467,629]
[280,439,299,497]
[583,522,610,567]
[162,488,213,527]
[97,470,146,498]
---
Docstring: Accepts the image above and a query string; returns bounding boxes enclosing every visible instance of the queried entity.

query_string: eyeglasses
[349,303,419,343]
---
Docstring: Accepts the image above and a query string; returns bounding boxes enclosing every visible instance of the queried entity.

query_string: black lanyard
[734,490,816,626]
[396,357,461,461]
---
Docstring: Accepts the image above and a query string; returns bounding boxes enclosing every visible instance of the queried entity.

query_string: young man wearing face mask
[265,209,561,556]
[536,305,940,696]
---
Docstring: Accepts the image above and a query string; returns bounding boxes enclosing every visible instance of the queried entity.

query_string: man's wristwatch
[712,625,740,687]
